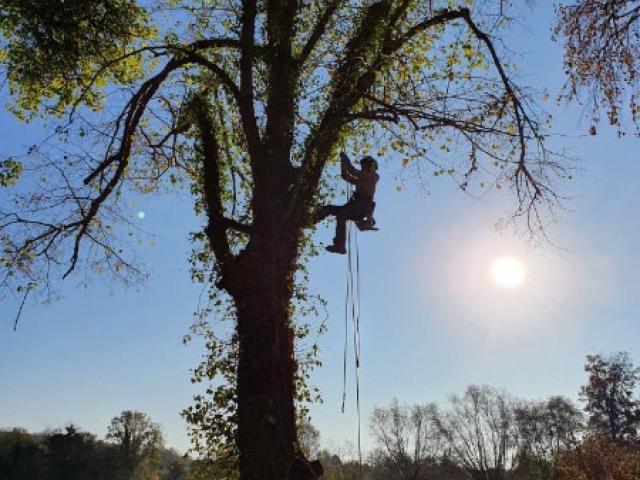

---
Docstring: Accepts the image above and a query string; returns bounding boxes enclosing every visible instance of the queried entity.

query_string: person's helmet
[360,156,378,172]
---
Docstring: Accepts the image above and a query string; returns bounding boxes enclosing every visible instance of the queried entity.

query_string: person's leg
[326,215,347,254]
[327,198,371,253]
[334,215,346,247]
[316,204,340,222]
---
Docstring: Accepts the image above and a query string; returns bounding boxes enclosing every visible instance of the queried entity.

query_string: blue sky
[2,4,639,455]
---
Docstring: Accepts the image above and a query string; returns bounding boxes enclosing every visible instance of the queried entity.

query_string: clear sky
[1,5,639,455]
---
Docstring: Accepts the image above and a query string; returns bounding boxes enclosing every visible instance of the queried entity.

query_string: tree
[515,396,583,458]
[316,446,373,480]
[0,428,48,480]
[0,423,191,480]
[556,434,640,480]
[0,1,565,479]
[369,398,440,480]
[514,396,583,479]
[434,385,519,480]
[555,0,640,134]
[580,352,640,442]
[106,411,164,478]
[44,426,106,480]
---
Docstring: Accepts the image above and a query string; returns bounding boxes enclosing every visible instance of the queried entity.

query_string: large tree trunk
[228,235,319,480]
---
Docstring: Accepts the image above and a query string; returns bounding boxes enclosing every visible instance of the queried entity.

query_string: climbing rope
[353,223,362,479]
[340,182,363,478]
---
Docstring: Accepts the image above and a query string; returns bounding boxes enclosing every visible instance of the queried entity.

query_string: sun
[491,257,525,288]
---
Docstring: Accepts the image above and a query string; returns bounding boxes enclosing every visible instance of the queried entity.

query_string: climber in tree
[318,152,379,254]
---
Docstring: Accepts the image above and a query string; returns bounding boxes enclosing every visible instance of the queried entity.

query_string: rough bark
[226,230,318,480]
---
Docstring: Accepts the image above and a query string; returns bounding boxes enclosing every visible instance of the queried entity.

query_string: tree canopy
[106,410,164,476]
[580,352,640,442]
[555,0,640,134]
[0,416,186,480]
[0,1,569,479]
[0,0,563,299]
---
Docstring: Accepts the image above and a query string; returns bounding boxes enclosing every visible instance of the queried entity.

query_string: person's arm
[340,152,359,183]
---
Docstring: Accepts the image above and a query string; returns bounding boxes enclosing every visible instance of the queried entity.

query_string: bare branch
[385,7,470,54]
[67,58,188,277]
[177,50,243,104]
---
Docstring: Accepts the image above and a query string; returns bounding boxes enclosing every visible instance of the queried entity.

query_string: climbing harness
[355,216,378,231]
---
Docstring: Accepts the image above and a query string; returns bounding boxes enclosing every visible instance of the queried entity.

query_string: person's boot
[326,243,346,254]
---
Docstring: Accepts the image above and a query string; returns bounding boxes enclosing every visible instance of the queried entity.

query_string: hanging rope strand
[341,265,349,413]
[340,176,364,479]
[354,226,363,477]
[342,181,352,414]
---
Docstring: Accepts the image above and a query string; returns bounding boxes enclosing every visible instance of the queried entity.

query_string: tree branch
[291,5,550,231]
[297,0,342,67]
[239,0,263,164]
[263,0,300,177]
[66,58,188,278]
[187,37,268,56]
[192,95,234,272]
[458,9,543,200]
[83,54,240,187]
[222,218,252,235]
[385,8,470,54]
[290,1,394,221]
[178,50,243,104]
[70,38,259,120]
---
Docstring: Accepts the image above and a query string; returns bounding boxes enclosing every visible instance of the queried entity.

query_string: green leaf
[0,158,22,187]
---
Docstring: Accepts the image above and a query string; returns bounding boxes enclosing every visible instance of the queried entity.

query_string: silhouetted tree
[555,0,640,134]
[0,423,192,480]
[516,396,583,458]
[44,426,107,480]
[580,352,640,442]
[514,396,583,479]
[0,429,47,480]
[434,385,518,480]
[369,398,440,480]
[106,411,164,478]
[1,2,567,478]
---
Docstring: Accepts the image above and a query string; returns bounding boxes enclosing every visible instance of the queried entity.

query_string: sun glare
[491,257,525,288]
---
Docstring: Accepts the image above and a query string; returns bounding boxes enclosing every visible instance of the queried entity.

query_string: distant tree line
[316,352,640,480]
[0,410,213,480]
[3,352,640,480]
